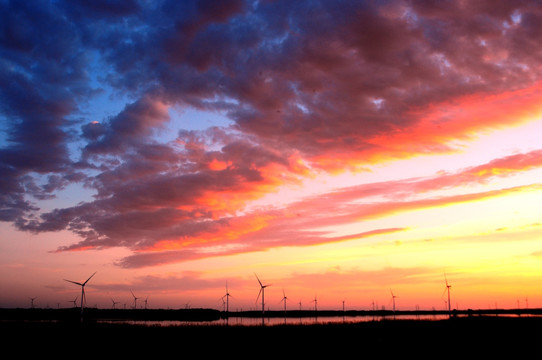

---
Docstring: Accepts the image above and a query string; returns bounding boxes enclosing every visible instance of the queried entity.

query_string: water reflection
[99,314,453,327]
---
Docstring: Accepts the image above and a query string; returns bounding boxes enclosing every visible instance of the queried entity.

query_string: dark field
[2,308,540,357]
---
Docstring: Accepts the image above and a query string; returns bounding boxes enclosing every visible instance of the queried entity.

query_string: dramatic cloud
[116,149,542,268]
[2,0,542,269]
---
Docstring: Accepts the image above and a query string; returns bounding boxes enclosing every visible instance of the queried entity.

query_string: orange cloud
[313,82,542,171]
[147,213,274,252]
[208,158,231,171]
[116,145,542,267]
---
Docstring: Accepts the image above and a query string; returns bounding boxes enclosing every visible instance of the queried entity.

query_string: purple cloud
[2,0,542,268]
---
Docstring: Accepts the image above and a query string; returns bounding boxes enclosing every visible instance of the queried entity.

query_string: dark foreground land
[2,309,541,357]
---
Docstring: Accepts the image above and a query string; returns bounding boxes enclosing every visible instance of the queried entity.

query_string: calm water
[99,313,453,327]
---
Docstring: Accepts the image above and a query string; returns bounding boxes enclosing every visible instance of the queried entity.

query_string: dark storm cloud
[0,0,93,221]
[3,0,542,266]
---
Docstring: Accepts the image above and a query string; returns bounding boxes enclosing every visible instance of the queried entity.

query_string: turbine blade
[256,288,262,303]
[254,273,263,287]
[444,271,451,287]
[64,279,83,286]
[83,271,97,285]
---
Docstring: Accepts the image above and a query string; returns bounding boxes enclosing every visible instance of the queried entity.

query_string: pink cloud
[113,148,542,267]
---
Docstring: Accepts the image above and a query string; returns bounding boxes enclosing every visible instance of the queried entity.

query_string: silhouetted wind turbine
[390,289,397,313]
[312,295,318,321]
[64,271,96,316]
[443,274,452,313]
[280,289,288,312]
[29,297,37,309]
[255,273,271,315]
[130,290,140,309]
[111,298,119,309]
[69,296,78,308]
[144,296,149,309]
[222,282,232,313]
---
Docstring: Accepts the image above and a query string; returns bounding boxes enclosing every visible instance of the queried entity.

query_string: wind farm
[6,270,541,324]
[3,270,542,357]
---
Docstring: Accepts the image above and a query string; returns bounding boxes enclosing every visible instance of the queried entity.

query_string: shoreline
[2,306,540,320]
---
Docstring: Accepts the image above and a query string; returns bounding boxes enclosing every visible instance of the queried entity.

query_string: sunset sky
[2,0,542,312]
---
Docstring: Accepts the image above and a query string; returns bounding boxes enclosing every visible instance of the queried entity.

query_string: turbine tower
[255,273,271,315]
[64,271,96,316]
[29,297,37,309]
[312,295,318,322]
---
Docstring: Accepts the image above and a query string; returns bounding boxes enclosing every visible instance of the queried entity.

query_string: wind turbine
[312,295,318,312]
[144,296,149,310]
[280,289,288,312]
[443,274,452,313]
[130,290,140,309]
[29,297,37,309]
[221,282,232,313]
[69,296,78,308]
[390,290,397,312]
[64,271,96,316]
[255,273,271,315]
[111,298,119,309]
